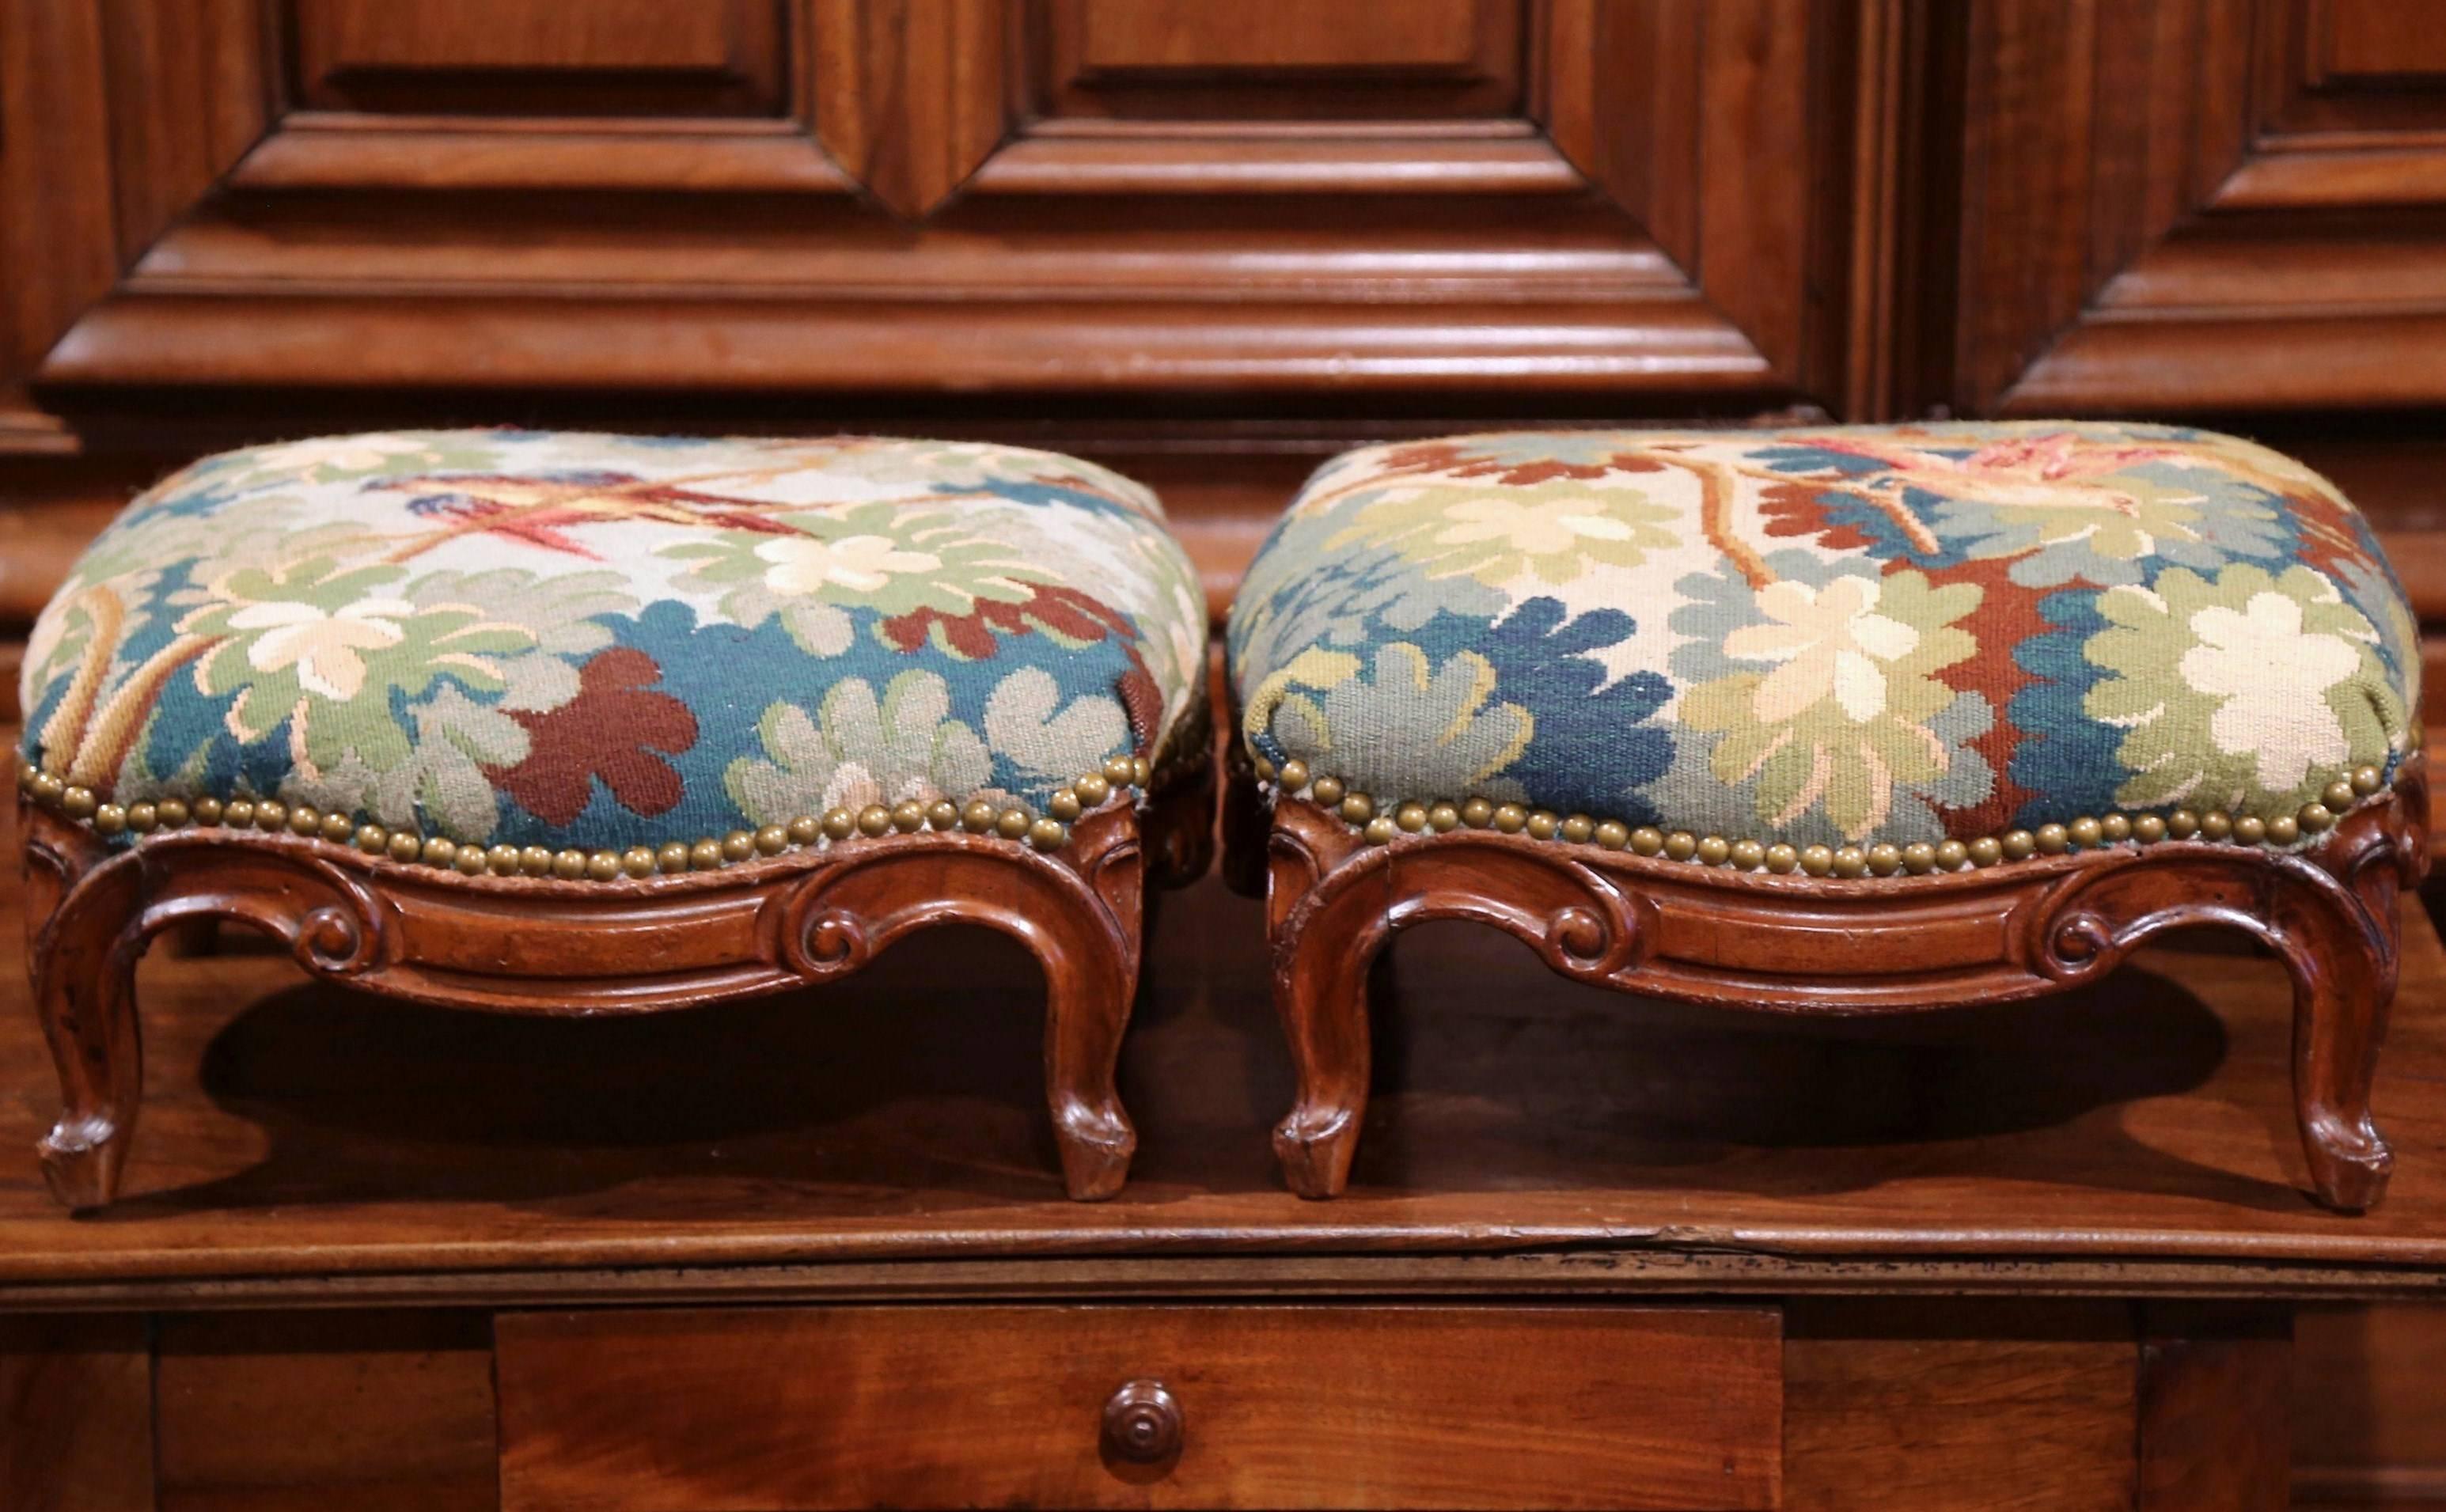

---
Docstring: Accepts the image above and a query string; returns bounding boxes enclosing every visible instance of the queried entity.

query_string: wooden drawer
[496,1303,1781,1511]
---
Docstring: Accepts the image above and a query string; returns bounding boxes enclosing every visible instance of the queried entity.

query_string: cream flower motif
[2179,590,2364,792]
[755,534,942,595]
[1722,577,1922,724]
[2082,562,2402,814]
[225,596,415,700]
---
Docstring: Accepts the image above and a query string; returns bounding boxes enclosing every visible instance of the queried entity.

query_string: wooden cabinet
[0,1300,2308,1512]
[0,0,1853,404]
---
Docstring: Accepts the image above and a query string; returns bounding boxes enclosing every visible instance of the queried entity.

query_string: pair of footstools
[16,425,2427,1211]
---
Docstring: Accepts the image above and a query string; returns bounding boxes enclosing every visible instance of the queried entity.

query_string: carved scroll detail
[1253,763,2426,1210]
[21,797,1174,1208]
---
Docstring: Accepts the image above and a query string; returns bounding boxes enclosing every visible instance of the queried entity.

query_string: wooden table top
[6,782,2446,1307]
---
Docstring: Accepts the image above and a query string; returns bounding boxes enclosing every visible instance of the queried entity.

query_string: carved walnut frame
[19,768,1215,1210]
[1224,760,2431,1212]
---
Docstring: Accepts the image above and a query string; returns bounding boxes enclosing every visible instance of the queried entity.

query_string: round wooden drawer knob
[1101,1378,1183,1463]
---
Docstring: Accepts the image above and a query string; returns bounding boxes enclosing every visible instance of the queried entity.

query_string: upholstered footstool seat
[1227,423,2427,1206]
[17,430,1212,1206]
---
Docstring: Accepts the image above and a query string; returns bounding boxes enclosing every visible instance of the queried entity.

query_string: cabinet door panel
[13,0,1863,407]
[288,0,787,115]
[1950,0,2446,414]
[1038,0,1524,119]
[2315,0,2446,87]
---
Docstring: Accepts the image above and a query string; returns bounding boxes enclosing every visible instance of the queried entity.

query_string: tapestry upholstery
[1229,423,2419,849]
[21,430,1208,853]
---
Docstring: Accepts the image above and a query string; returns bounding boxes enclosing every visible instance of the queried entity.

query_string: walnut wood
[1247,763,2429,1207]
[19,766,1215,1210]
[1782,1300,2140,1511]
[495,1303,1781,1510]
[6,1296,2367,1512]
[1039,0,1523,120]
[2295,1303,2446,1508]
[154,1309,499,1512]
[1946,0,2446,414]
[0,1313,152,1512]
[810,0,1008,218]
[2319,0,2446,78]
[0,0,116,430]
[4,1,1861,410]
[2137,1304,2290,1511]
[290,0,787,117]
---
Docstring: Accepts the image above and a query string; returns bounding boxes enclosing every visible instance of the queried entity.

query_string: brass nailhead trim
[1250,756,2391,876]
[15,753,1154,881]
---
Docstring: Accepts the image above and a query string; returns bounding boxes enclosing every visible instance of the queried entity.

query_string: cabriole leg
[1266,813,1382,1199]
[28,859,149,1210]
[1038,822,1148,1201]
[2277,869,2401,1212]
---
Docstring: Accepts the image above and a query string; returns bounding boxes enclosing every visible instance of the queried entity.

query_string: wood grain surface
[1783,1301,2139,1511]
[2295,1302,2446,1509]
[154,1309,499,1512]
[2137,1305,2291,1511]
[497,1304,1779,1510]
[0,1313,152,1512]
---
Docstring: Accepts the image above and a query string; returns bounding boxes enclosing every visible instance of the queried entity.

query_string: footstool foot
[1273,1107,1363,1200]
[27,840,146,1211]
[2304,1136,2392,1214]
[1052,1108,1138,1202]
[38,1122,131,1211]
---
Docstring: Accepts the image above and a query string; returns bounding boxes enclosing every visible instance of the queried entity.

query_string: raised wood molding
[229,113,858,193]
[289,0,790,116]
[5,0,1870,414]
[1952,0,2446,414]
[809,0,1011,218]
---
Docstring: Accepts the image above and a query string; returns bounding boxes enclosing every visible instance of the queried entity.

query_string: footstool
[1227,423,2427,1208]
[17,430,1212,1206]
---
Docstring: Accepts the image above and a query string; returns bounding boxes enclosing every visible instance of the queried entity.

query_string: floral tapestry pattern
[1228,423,2419,847]
[21,430,1209,851]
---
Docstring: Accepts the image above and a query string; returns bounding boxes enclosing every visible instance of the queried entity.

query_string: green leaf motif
[184,558,537,775]
[2083,563,2402,813]
[726,671,993,824]
[1681,570,1981,839]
